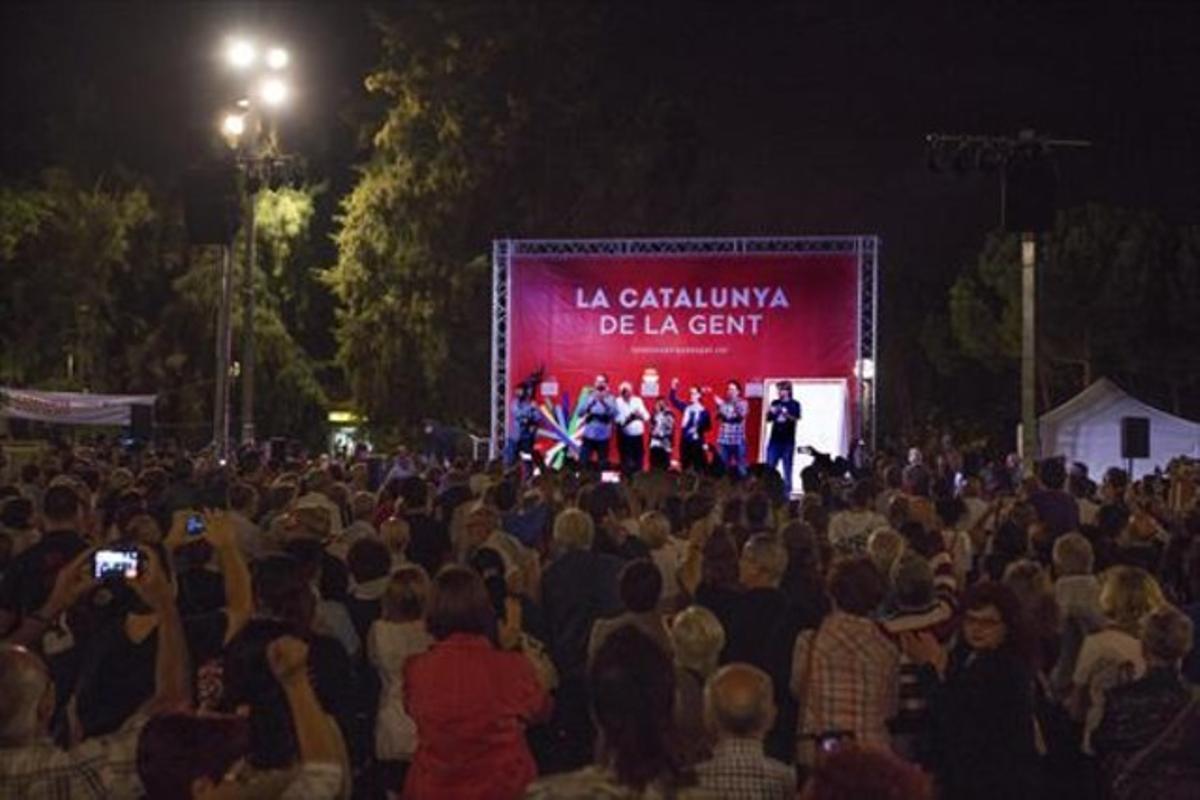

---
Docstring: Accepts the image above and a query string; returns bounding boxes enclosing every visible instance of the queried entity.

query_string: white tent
[1038,378,1200,479]
[0,388,155,427]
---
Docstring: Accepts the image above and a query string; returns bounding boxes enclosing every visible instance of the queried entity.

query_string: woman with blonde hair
[1069,565,1166,753]
[669,605,726,765]
[639,510,686,611]
[367,565,433,794]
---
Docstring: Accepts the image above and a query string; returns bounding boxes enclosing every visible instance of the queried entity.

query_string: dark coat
[921,647,1041,800]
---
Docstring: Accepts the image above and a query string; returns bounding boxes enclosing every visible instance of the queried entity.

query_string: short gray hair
[890,553,934,611]
[704,663,774,738]
[670,605,725,675]
[1052,533,1094,576]
[741,534,788,582]
[867,528,905,577]
[553,508,595,551]
[1140,605,1194,662]
[0,646,49,745]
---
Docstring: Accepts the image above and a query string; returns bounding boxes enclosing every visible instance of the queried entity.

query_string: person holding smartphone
[0,546,189,799]
[72,511,252,739]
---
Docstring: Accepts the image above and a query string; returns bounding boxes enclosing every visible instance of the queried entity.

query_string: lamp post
[220,37,294,447]
[925,130,1090,476]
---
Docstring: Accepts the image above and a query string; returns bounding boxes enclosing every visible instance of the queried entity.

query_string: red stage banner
[507,250,862,459]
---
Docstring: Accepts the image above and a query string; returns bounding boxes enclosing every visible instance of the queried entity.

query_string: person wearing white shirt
[1069,566,1163,754]
[369,568,434,791]
[828,480,889,558]
[615,381,650,474]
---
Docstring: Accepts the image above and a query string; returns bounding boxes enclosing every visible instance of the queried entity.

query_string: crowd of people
[0,436,1197,799]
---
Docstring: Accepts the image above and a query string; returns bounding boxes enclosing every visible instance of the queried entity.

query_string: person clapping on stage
[580,374,618,469]
[649,399,676,471]
[615,382,650,474]
[717,380,750,477]
[670,378,711,473]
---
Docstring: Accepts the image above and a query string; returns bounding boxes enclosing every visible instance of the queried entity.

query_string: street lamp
[226,39,256,69]
[925,130,1090,475]
[258,77,289,108]
[215,35,297,450]
[266,47,289,70]
[221,113,246,138]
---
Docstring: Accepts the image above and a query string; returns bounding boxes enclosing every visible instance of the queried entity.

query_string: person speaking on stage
[716,380,750,477]
[669,378,711,473]
[615,381,649,474]
[766,381,802,494]
[580,374,618,468]
[648,398,676,471]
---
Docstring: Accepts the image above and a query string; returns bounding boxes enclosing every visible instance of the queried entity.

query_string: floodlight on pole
[221,113,246,138]
[266,47,289,70]
[227,39,256,69]
[215,35,299,448]
[259,77,289,107]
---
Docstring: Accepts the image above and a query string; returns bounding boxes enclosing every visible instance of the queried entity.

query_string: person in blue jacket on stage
[580,374,618,468]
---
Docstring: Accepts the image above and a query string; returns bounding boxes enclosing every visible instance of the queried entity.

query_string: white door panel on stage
[759,378,849,494]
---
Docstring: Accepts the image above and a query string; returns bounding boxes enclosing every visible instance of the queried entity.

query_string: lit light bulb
[266,47,289,70]
[227,39,256,69]
[259,77,288,107]
[221,113,246,137]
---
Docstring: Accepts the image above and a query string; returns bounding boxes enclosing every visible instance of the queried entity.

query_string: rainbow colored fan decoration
[535,387,591,468]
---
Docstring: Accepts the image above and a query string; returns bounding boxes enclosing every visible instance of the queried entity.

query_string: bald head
[0,646,52,745]
[704,663,775,740]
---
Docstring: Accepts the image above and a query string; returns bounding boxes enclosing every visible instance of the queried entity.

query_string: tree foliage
[0,169,153,388]
[326,1,722,433]
[942,204,1200,418]
[0,170,328,446]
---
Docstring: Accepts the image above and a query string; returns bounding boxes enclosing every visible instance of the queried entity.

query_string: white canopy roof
[1038,378,1200,479]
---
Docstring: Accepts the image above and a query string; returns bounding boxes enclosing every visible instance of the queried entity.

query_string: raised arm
[4,548,97,647]
[669,379,688,412]
[133,547,191,713]
[203,510,253,642]
[269,636,344,765]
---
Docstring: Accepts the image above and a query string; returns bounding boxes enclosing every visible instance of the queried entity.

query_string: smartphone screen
[185,514,206,537]
[601,470,621,483]
[94,549,140,581]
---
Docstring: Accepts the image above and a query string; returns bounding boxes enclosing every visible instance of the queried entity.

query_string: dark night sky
[2,1,1198,300]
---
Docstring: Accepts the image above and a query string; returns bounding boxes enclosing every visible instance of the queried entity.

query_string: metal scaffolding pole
[213,244,234,461]
[240,189,257,445]
[1021,232,1038,474]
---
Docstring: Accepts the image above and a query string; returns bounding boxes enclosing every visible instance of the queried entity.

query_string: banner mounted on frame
[491,237,879,463]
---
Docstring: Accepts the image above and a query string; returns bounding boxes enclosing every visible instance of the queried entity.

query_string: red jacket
[403,633,551,800]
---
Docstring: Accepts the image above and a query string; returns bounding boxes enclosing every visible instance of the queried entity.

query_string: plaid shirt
[716,399,749,446]
[790,612,900,747]
[696,738,796,800]
[0,718,145,800]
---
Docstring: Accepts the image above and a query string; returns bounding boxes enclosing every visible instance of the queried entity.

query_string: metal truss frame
[489,236,880,459]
